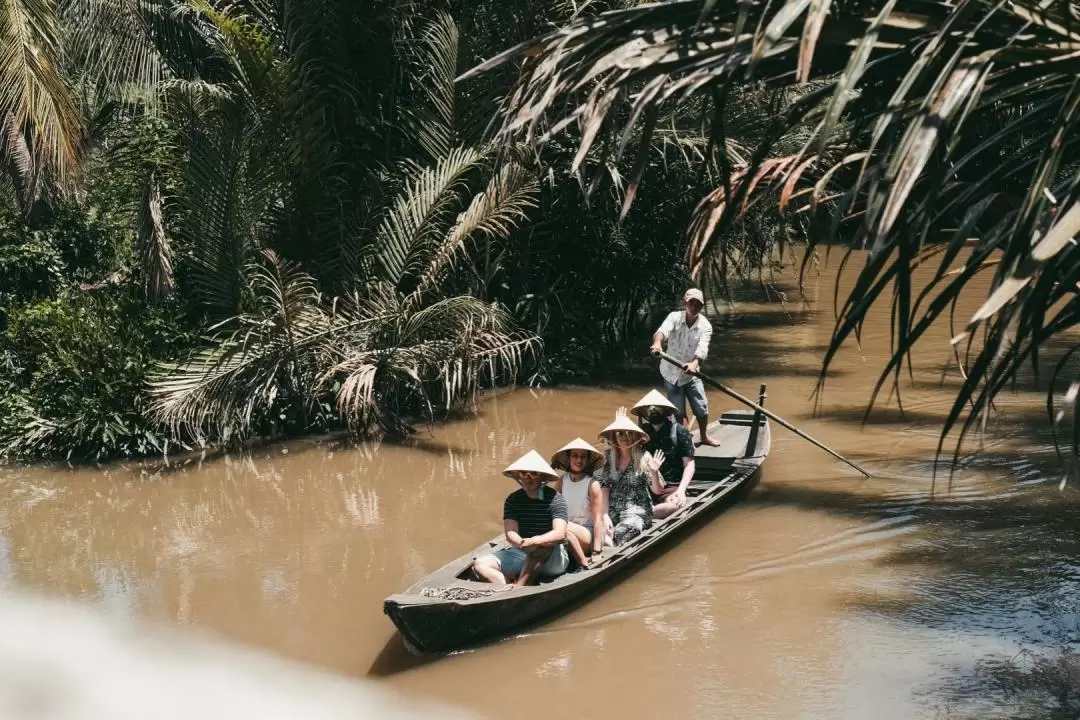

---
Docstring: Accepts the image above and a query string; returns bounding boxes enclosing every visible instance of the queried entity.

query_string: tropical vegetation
[9,0,1073,466]
[1,0,784,462]
[473,0,1080,465]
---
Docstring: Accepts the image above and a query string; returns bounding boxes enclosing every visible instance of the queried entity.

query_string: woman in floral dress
[595,408,663,545]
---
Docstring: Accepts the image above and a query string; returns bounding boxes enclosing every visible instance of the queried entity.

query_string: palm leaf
[410,158,539,301]
[321,287,540,434]
[61,0,212,107]
[0,109,41,204]
[0,0,83,201]
[400,8,459,162]
[169,6,289,316]
[373,144,484,290]
[470,0,1080,469]
[148,249,328,443]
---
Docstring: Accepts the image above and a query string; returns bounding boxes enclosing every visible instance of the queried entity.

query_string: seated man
[631,390,696,519]
[472,450,569,587]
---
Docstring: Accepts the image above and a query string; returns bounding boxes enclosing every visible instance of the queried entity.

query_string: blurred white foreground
[0,589,473,720]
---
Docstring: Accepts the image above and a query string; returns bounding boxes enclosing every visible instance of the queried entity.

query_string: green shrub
[0,290,194,462]
[0,205,123,304]
[0,234,65,303]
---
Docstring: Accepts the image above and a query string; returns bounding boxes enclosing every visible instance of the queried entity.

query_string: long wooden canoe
[383,391,772,654]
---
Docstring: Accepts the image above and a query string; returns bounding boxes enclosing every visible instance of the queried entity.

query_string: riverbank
[0,273,809,470]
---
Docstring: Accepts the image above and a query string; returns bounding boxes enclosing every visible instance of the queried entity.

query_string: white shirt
[560,472,593,525]
[656,310,713,386]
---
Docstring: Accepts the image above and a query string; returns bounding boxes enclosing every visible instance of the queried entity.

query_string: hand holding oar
[652,350,872,478]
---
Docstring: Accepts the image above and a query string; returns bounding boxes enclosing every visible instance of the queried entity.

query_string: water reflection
[0,251,1078,718]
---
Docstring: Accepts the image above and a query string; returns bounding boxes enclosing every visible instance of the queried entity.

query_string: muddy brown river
[1,252,1077,719]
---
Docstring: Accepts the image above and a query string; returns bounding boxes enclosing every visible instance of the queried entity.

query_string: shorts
[492,544,569,580]
[569,517,594,533]
[664,376,709,422]
[650,485,676,505]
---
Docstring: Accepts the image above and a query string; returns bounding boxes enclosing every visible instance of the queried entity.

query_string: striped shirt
[503,486,568,538]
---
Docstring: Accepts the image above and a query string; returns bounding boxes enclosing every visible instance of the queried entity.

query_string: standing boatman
[649,287,719,446]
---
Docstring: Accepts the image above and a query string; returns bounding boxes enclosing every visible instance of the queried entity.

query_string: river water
[1,252,1078,718]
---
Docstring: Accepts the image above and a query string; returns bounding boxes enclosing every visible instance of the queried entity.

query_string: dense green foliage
[0,292,192,461]
[479,0,1080,465]
[0,0,799,463]
[11,0,1072,465]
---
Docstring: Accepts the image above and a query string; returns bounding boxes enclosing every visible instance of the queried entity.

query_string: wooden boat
[383,386,772,654]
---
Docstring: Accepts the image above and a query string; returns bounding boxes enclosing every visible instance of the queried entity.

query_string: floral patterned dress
[596,449,654,545]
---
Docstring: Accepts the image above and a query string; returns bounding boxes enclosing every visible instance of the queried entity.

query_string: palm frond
[687,154,807,280]
[148,249,328,443]
[400,8,459,162]
[271,0,407,286]
[0,110,41,206]
[410,158,539,300]
[471,0,1080,468]
[61,0,212,107]
[321,287,540,434]
[373,144,485,290]
[159,77,233,104]
[169,7,289,316]
[174,116,260,315]
[0,0,83,201]
[404,294,539,405]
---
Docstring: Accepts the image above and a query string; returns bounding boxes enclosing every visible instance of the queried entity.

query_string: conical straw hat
[631,389,678,417]
[597,414,649,446]
[502,449,560,482]
[550,437,606,472]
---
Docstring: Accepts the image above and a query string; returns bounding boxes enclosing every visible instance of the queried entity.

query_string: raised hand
[645,449,666,473]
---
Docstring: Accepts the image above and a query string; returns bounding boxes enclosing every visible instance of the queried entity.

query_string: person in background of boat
[550,438,606,568]
[632,390,696,519]
[595,409,661,545]
[471,450,570,587]
[649,287,720,446]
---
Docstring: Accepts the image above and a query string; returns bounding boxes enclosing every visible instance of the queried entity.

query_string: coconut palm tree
[148,238,539,443]
[470,0,1080,466]
[2,0,425,300]
[147,5,541,445]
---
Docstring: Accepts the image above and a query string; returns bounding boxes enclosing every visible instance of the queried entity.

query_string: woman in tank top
[550,438,606,568]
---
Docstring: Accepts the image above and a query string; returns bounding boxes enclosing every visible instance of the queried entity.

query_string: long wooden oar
[653,351,872,478]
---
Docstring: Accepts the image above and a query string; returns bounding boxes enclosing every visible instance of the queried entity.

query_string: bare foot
[698,436,722,447]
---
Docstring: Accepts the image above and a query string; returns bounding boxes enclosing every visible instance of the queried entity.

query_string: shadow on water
[367,633,439,677]
[693,288,1080,716]
[748,457,1080,718]
[712,306,820,331]
[398,436,484,458]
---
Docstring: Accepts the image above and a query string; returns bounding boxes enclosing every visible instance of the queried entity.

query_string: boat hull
[385,566,613,654]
